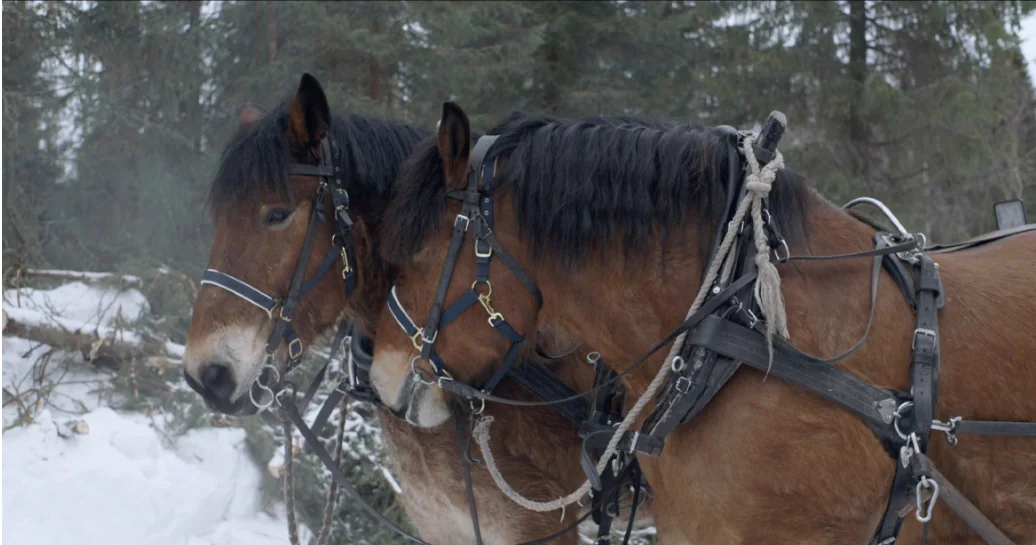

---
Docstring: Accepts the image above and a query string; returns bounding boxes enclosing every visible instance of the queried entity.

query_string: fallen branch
[2,309,178,370]
[20,269,143,288]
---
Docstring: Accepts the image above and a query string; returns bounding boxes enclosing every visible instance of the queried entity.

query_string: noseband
[199,133,358,408]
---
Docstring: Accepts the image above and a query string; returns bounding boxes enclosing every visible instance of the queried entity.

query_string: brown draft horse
[373,102,1036,544]
[181,75,646,544]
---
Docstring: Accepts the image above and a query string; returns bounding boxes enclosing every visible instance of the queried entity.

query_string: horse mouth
[203,394,259,417]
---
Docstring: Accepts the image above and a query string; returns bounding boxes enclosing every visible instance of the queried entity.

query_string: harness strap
[455,413,484,545]
[954,420,1036,437]
[506,361,589,424]
[687,315,900,436]
[909,453,1019,545]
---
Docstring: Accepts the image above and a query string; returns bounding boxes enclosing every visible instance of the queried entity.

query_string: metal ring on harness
[411,355,436,386]
[249,362,281,411]
[893,400,915,441]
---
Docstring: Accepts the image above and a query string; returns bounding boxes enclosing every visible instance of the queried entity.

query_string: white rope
[475,134,789,514]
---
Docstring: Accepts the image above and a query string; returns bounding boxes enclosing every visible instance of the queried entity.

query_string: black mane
[208,100,428,224]
[382,112,811,270]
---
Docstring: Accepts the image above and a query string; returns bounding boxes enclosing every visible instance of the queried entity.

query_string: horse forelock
[206,100,428,222]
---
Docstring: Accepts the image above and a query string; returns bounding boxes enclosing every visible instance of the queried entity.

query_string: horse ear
[437,102,471,189]
[238,103,267,130]
[289,73,331,148]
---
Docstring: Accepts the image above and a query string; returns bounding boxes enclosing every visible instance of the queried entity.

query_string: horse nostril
[201,363,236,402]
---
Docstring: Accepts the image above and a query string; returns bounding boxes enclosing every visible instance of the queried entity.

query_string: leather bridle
[198,133,358,408]
[387,135,544,411]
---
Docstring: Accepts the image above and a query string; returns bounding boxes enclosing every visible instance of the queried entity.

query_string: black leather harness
[385,113,1036,545]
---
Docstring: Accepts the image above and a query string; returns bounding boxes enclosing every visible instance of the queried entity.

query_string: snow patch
[4,281,150,328]
[2,407,298,545]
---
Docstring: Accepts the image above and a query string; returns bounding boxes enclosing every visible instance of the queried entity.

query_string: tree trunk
[848,0,868,146]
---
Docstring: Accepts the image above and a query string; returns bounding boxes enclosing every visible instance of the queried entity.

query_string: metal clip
[931,416,962,446]
[915,475,939,523]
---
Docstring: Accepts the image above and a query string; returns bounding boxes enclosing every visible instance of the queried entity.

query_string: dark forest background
[4,1,1035,276]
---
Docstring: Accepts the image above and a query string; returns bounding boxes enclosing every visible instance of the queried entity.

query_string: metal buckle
[912,328,936,350]
[454,214,471,231]
[279,306,293,323]
[675,376,691,394]
[475,237,493,258]
[410,327,437,350]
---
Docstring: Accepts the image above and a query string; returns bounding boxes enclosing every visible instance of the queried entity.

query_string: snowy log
[2,310,178,370]
[21,269,143,287]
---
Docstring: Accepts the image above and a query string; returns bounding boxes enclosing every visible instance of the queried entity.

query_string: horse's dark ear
[289,73,330,148]
[437,102,471,189]
[238,103,267,130]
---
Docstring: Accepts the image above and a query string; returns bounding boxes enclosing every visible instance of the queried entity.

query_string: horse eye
[262,208,293,226]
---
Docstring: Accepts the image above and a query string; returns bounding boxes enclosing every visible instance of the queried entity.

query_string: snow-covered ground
[2,281,297,545]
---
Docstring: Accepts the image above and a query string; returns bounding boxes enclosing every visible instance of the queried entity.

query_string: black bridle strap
[263,182,328,361]
[455,413,484,545]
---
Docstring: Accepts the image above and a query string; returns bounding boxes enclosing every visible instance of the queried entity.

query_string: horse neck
[536,191,914,397]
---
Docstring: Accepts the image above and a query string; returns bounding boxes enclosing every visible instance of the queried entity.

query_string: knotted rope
[474,133,789,513]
